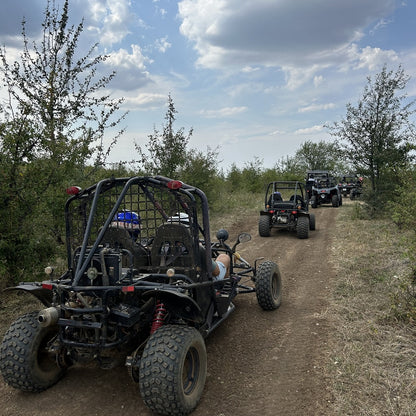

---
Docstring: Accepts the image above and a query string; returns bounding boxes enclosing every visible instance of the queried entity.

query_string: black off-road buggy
[258,181,315,239]
[338,174,356,197]
[0,176,282,416]
[306,170,342,208]
[338,174,363,200]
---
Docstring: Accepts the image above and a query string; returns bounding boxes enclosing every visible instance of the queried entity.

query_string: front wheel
[0,311,65,392]
[255,261,282,310]
[139,325,207,416]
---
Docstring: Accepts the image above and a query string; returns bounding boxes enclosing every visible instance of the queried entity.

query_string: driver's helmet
[111,210,141,237]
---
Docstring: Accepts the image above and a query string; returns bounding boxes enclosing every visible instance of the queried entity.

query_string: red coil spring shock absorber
[150,301,167,334]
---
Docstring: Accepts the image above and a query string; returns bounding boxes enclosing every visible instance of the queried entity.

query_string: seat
[268,192,283,208]
[150,223,198,279]
[272,192,283,203]
[290,194,305,207]
[102,227,149,269]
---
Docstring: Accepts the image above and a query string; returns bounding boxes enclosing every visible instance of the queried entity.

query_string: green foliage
[0,0,126,166]
[295,139,344,173]
[273,155,304,180]
[329,65,416,212]
[225,156,307,199]
[387,166,416,263]
[390,277,416,323]
[179,147,220,204]
[225,157,266,193]
[135,94,193,177]
[0,0,125,284]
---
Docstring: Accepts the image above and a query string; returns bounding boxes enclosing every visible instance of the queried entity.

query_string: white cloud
[370,18,391,35]
[155,36,172,53]
[313,76,324,87]
[298,103,336,113]
[107,45,150,68]
[354,45,399,70]
[178,0,397,84]
[269,129,285,136]
[283,64,328,90]
[294,125,325,135]
[104,45,153,90]
[123,93,166,109]
[241,66,260,73]
[200,106,248,118]
[87,0,133,46]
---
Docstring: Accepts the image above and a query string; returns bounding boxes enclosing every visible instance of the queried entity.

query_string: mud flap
[4,283,53,307]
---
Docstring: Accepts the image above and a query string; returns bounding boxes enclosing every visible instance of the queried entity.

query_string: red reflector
[122,286,135,293]
[42,283,53,290]
[167,180,183,190]
[291,211,297,214]
[66,186,81,195]
[268,210,274,214]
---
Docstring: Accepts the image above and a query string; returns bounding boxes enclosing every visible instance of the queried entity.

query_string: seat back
[150,223,198,279]
[290,194,306,208]
[102,227,149,268]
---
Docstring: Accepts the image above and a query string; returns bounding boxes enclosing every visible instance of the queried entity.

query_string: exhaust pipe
[38,307,60,327]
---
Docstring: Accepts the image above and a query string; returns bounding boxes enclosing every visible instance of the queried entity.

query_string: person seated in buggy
[102,210,149,269]
[110,210,141,240]
[267,191,283,208]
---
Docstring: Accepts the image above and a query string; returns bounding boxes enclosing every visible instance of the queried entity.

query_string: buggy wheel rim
[182,347,200,395]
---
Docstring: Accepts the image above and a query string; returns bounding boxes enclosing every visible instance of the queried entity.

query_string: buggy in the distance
[258,181,315,239]
[306,170,342,208]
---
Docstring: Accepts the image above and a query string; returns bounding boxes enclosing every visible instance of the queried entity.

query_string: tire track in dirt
[0,206,338,416]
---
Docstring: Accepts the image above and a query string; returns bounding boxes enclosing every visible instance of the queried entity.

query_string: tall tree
[328,65,415,197]
[135,94,193,178]
[0,0,126,282]
[295,140,343,174]
[0,0,126,169]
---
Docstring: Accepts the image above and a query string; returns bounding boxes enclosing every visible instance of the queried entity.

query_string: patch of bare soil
[0,206,338,416]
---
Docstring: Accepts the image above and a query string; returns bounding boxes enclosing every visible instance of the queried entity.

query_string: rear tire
[255,261,282,310]
[311,195,318,208]
[139,325,207,416]
[258,215,271,237]
[296,216,309,239]
[332,194,339,207]
[0,311,64,392]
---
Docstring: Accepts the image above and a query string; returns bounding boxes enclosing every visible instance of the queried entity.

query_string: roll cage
[264,181,308,210]
[64,176,213,285]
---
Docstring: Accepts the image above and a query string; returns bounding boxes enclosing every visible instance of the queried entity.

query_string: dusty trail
[0,206,338,416]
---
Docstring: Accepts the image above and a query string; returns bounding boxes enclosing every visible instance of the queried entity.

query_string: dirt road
[0,206,337,416]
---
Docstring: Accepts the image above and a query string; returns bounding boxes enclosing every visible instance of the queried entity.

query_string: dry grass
[209,191,263,237]
[328,200,416,415]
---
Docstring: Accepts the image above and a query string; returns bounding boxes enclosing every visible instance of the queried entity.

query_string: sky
[1,0,415,171]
